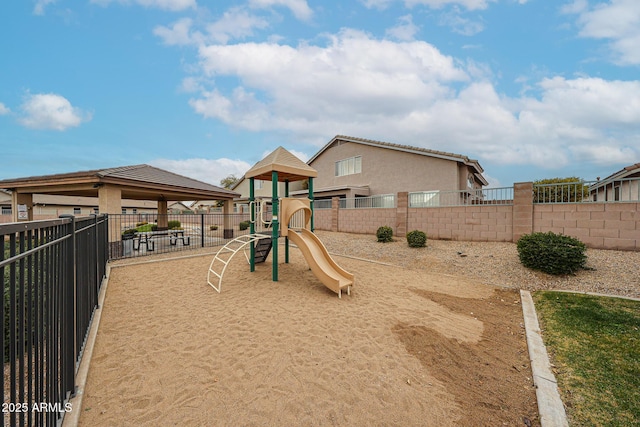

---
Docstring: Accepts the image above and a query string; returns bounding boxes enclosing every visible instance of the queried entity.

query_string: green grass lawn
[533,292,640,426]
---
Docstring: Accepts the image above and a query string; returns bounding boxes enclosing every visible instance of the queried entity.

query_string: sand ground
[78,246,539,426]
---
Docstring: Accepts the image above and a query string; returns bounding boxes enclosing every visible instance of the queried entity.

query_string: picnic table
[132,230,191,251]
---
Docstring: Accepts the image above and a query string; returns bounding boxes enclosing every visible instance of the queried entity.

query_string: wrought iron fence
[1,214,108,427]
[535,178,640,204]
[409,187,514,207]
[339,194,396,209]
[313,199,332,210]
[107,213,252,259]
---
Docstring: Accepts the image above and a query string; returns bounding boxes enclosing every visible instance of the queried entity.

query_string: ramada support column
[11,192,33,222]
[223,199,234,238]
[157,199,169,230]
[98,184,122,215]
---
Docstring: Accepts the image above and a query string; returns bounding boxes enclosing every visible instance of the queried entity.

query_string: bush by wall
[239,221,251,231]
[376,226,393,243]
[406,230,427,248]
[517,231,587,275]
[168,220,182,229]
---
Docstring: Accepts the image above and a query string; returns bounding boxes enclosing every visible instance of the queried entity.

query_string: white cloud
[19,93,92,131]
[361,0,494,10]
[438,8,485,35]
[90,0,196,12]
[0,102,10,115]
[386,15,420,41]
[33,0,57,15]
[182,27,640,171]
[154,18,199,46]
[154,9,270,46]
[206,8,271,44]
[149,158,252,186]
[248,0,313,21]
[567,0,640,65]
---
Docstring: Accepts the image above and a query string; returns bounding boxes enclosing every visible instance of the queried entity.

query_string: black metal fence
[1,215,108,427]
[108,213,254,259]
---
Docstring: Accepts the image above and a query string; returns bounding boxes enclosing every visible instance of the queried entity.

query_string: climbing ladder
[207,233,270,293]
[253,238,273,263]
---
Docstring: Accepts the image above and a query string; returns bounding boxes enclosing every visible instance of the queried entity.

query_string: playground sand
[78,244,539,426]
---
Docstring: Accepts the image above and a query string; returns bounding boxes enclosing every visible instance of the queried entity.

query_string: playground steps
[254,238,272,263]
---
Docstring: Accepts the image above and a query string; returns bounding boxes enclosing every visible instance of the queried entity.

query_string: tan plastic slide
[287,228,354,298]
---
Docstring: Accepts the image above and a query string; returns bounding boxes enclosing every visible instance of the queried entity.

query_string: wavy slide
[287,228,354,298]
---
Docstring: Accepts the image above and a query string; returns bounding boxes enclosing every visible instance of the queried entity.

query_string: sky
[1,0,639,189]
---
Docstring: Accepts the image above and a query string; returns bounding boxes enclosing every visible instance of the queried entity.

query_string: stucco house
[590,163,640,202]
[290,135,488,200]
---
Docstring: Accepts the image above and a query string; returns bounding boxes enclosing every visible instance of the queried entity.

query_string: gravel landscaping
[315,230,640,299]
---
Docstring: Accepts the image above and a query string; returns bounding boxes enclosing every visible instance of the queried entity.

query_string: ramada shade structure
[0,164,239,223]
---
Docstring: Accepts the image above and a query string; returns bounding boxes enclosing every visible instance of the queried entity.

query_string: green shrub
[209,225,219,231]
[406,230,427,248]
[376,226,393,243]
[151,224,158,231]
[517,232,587,275]
[122,228,137,240]
[239,220,251,231]
[168,220,181,229]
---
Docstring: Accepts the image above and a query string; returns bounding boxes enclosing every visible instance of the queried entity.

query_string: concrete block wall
[313,208,332,231]
[311,186,639,251]
[338,208,396,234]
[534,202,640,250]
[408,205,513,242]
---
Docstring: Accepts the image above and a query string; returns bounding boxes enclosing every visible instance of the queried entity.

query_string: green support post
[249,178,255,272]
[285,180,289,264]
[271,171,279,281]
[308,177,314,232]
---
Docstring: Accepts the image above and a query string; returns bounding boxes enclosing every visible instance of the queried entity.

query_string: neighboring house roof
[598,163,640,182]
[0,164,240,201]
[245,146,318,182]
[310,135,489,186]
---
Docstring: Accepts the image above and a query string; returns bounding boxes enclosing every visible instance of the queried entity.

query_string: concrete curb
[62,263,113,427]
[520,290,569,427]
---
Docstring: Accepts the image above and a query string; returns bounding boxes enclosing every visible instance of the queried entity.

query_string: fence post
[331,197,339,232]
[59,215,77,398]
[396,192,408,237]
[513,182,534,242]
[200,214,205,248]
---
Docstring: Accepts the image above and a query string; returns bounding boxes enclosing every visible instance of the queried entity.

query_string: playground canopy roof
[245,147,318,182]
[0,164,240,201]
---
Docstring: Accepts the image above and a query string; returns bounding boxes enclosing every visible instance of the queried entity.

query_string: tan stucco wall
[310,141,466,194]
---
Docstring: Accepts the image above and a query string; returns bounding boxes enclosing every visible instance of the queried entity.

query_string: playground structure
[207,147,354,298]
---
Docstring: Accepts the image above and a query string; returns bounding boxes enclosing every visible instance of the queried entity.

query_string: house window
[132,208,138,214]
[255,180,264,190]
[1,207,11,215]
[93,207,99,214]
[614,185,621,201]
[335,156,362,177]
[122,208,127,214]
[73,207,82,215]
